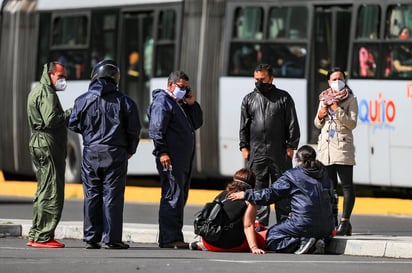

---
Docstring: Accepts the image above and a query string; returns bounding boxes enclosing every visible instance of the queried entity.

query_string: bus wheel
[65,131,81,184]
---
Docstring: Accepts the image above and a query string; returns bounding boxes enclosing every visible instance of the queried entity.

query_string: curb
[0,224,22,237]
[2,219,412,259]
[327,235,412,259]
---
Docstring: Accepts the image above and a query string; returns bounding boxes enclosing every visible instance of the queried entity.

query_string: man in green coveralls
[26,62,72,248]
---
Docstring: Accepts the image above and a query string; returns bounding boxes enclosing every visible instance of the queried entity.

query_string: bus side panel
[218,77,251,177]
[391,147,412,188]
[126,77,165,175]
[0,1,38,177]
[179,0,226,178]
[352,80,412,188]
[352,123,371,184]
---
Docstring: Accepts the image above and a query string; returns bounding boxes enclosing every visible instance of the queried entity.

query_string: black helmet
[91,60,120,83]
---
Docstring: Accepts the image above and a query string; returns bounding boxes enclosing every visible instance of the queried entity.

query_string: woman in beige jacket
[314,67,358,236]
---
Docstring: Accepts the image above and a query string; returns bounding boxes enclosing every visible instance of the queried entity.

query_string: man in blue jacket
[147,71,203,248]
[68,60,141,249]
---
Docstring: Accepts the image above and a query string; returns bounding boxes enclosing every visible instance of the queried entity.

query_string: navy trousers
[157,159,191,246]
[82,146,128,244]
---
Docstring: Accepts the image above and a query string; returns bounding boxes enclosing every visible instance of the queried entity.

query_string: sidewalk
[1,171,412,258]
[1,218,412,259]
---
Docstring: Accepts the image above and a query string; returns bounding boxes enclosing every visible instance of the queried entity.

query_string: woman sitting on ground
[229,145,335,254]
[190,168,266,254]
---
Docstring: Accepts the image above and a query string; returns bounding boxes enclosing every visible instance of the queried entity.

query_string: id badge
[329,129,335,138]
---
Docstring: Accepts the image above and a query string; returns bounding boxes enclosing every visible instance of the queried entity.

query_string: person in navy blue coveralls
[229,145,335,254]
[147,71,203,249]
[68,60,141,249]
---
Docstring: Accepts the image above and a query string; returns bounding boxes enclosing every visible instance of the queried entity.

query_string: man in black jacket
[239,64,300,227]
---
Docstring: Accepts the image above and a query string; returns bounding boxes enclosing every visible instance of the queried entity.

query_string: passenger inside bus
[53,51,87,80]
[391,27,412,77]
[232,45,261,76]
[358,47,376,77]
[260,45,305,77]
[128,51,139,78]
[281,46,306,77]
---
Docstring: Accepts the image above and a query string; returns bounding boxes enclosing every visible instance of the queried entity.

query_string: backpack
[193,198,242,242]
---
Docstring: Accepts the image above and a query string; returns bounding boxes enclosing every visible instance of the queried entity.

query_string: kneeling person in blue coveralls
[69,60,141,249]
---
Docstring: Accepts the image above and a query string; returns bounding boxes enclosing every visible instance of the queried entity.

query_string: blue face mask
[173,86,187,100]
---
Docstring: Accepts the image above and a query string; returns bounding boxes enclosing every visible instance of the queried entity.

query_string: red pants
[202,230,267,252]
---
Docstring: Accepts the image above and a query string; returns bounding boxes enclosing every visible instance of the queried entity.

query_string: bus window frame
[50,11,91,50]
[224,2,309,78]
[349,3,412,80]
[120,4,182,77]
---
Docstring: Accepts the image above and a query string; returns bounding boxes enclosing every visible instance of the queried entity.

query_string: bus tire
[65,131,81,184]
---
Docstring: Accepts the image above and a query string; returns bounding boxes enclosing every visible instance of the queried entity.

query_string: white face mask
[55,78,67,91]
[173,86,186,100]
[330,80,345,91]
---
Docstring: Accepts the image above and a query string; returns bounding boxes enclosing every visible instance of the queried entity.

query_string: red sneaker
[31,239,65,248]
[26,240,34,246]
[254,221,267,232]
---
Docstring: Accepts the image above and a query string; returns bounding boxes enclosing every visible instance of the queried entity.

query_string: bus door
[308,5,352,143]
[121,12,155,136]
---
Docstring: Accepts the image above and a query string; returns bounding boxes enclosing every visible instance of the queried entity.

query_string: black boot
[336,221,352,236]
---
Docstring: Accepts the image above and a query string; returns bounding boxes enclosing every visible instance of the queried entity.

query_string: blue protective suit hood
[88,78,117,96]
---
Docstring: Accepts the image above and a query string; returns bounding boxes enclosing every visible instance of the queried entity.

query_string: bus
[0,0,411,191]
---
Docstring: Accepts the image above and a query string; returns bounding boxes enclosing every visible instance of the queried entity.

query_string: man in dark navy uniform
[69,60,141,249]
[147,71,203,248]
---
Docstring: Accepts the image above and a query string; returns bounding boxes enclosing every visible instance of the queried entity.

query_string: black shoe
[189,241,200,250]
[105,242,130,249]
[85,241,101,249]
[336,221,352,236]
[294,237,316,255]
[160,241,189,249]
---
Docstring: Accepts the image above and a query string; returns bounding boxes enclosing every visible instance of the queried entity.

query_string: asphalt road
[1,237,412,273]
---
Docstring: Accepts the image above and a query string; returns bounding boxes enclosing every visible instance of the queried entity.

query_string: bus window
[232,7,263,39]
[37,13,51,79]
[155,9,176,76]
[227,5,308,77]
[385,5,412,78]
[229,43,261,75]
[386,4,412,39]
[50,14,89,80]
[356,5,380,39]
[386,43,412,78]
[352,45,378,78]
[52,16,88,47]
[158,9,175,40]
[260,44,306,77]
[90,12,117,68]
[268,6,308,40]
